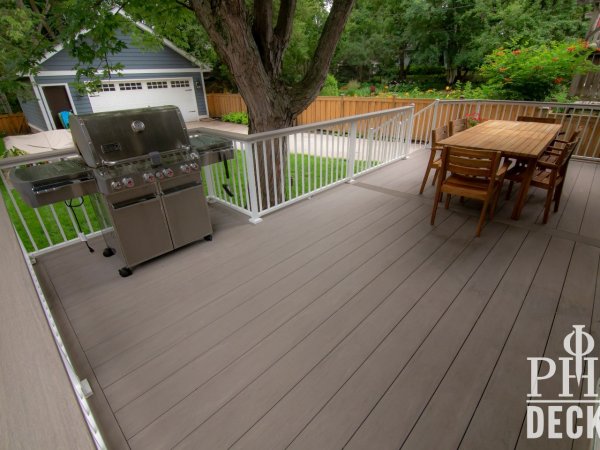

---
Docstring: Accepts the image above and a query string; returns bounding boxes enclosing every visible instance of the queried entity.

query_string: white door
[88,78,199,121]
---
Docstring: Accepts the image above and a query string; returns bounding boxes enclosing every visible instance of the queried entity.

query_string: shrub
[340,79,361,96]
[479,40,598,101]
[221,111,248,125]
[320,74,339,96]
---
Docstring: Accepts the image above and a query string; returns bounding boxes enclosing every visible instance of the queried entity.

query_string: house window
[170,80,190,88]
[101,83,116,92]
[119,82,143,91]
[147,81,168,89]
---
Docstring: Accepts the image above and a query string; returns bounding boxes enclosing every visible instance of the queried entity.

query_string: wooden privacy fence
[206,93,435,124]
[0,113,29,136]
[206,94,600,159]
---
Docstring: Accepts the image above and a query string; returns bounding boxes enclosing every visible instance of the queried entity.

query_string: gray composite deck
[36,149,600,450]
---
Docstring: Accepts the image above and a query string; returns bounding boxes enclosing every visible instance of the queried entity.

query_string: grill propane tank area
[10,106,233,277]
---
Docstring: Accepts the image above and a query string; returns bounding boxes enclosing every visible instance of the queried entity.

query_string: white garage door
[88,78,199,122]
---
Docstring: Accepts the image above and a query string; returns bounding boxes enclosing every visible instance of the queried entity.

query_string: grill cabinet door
[109,196,174,267]
[161,184,212,248]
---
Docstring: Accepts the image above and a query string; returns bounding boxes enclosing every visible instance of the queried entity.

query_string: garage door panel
[89,78,198,121]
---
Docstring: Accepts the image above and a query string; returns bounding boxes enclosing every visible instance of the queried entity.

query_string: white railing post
[202,166,216,202]
[404,105,415,158]
[366,127,374,169]
[346,121,358,181]
[429,99,440,148]
[242,141,263,224]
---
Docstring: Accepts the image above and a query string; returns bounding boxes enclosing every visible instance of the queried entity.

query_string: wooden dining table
[438,119,561,220]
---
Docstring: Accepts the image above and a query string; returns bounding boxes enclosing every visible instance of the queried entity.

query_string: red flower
[567,46,576,53]
[552,57,559,62]
[512,49,521,55]
[499,67,507,72]
[554,77,564,84]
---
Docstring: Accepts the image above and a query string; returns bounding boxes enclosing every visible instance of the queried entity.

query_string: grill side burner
[9,159,97,207]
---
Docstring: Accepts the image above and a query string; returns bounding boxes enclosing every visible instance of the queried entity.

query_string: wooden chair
[419,125,448,194]
[516,115,559,124]
[505,135,580,223]
[431,146,509,237]
[449,117,468,135]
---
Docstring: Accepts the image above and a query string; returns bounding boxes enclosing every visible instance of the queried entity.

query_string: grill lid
[70,106,190,168]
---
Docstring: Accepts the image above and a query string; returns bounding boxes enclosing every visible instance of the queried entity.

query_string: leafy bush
[340,79,361,96]
[320,74,339,96]
[479,40,598,101]
[221,111,248,125]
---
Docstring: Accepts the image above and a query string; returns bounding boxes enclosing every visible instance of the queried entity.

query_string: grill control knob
[122,177,135,188]
[155,171,164,180]
[163,168,174,178]
[180,164,191,174]
[190,151,200,159]
[143,172,156,183]
[189,162,199,171]
[111,181,122,191]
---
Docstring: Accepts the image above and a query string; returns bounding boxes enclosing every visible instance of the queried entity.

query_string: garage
[88,78,199,122]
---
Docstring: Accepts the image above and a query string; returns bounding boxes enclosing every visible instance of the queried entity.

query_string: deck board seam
[156,214,463,449]
[351,179,600,249]
[279,219,489,449]
[105,202,427,406]
[89,196,409,376]
[125,210,449,442]
[512,241,578,447]
[227,218,476,448]
[456,235,554,449]
[337,226,513,448]
[396,230,532,449]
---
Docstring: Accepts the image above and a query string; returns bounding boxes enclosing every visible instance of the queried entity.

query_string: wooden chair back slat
[449,117,468,136]
[516,115,559,124]
[431,125,449,149]
[441,146,501,180]
[447,154,493,169]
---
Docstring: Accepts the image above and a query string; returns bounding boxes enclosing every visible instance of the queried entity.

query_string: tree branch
[272,0,296,74]
[291,0,355,113]
[175,0,194,11]
[252,0,274,72]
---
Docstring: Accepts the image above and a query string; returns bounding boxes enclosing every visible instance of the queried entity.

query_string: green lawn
[2,148,373,253]
[206,150,372,210]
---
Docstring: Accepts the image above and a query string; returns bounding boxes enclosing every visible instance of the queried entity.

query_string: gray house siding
[41,32,197,72]
[25,29,208,130]
[18,83,48,131]
[35,75,93,115]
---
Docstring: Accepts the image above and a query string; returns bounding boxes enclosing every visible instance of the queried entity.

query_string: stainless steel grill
[10,106,233,277]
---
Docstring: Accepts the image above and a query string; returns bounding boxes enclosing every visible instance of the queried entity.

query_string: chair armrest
[537,160,559,169]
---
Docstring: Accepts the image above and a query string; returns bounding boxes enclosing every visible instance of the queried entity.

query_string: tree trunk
[190,0,355,210]
[250,111,294,210]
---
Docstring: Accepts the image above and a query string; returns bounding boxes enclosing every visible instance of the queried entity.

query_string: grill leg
[119,267,133,278]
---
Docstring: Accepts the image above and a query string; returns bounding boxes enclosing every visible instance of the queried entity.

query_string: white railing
[0,150,103,256]
[197,106,415,223]
[0,151,106,449]
[412,99,600,160]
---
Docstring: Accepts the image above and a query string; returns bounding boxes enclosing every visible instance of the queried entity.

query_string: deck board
[459,237,575,450]
[35,151,600,450]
